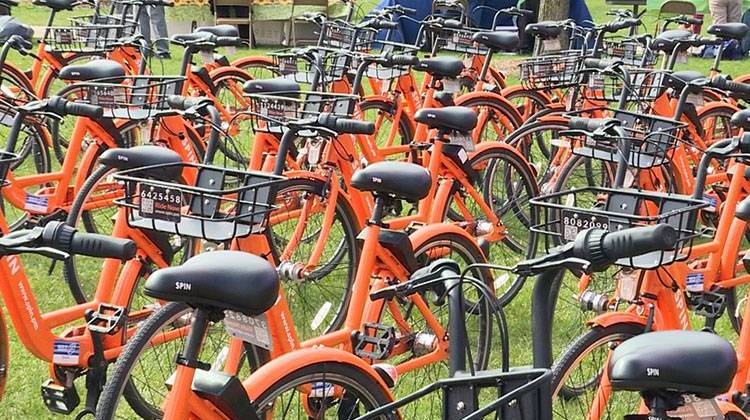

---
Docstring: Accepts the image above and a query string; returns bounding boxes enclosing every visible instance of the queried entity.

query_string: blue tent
[374,0,593,44]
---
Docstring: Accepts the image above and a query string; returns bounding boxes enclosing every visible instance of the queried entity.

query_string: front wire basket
[359,42,420,80]
[564,107,687,169]
[270,48,352,86]
[321,21,377,52]
[432,26,488,55]
[59,75,185,120]
[583,70,665,103]
[519,50,585,90]
[531,186,708,269]
[245,90,358,133]
[43,20,138,53]
[603,38,658,67]
[114,162,285,241]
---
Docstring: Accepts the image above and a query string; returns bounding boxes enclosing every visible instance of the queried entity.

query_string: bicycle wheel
[454,95,522,144]
[443,145,539,302]
[210,68,254,164]
[251,362,394,419]
[506,119,569,190]
[384,231,493,419]
[358,98,413,160]
[62,161,195,302]
[503,88,551,123]
[697,104,740,147]
[266,177,360,341]
[96,302,260,419]
[551,323,643,420]
[233,56,282,80]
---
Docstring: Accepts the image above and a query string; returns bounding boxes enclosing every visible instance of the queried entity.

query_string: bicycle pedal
[352,323,396,360]
[689,291,726,319]
[86,303,125,335]
[41,379,80,415]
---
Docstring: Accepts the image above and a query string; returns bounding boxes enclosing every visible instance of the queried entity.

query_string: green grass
[1,0,750,418]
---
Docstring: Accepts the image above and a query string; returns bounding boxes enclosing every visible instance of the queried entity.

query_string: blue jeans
[139,5,170,54]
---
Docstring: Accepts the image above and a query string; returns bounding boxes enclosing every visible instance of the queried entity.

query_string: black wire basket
[563,108,686,169]
[270,49,352,86]
[114,162,285,241]
[582,70,665,103]
[355,43,420,81]
[433,26,488,55]
[603,38,658,68]
[321,21,377,52]
[59,75,185,120]
[531,187,708,269]
[519,50,584,90]
[43,19,138,53]
[245,91,357,134]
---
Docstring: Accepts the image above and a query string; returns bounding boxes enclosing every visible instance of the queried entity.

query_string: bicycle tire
[458,145,539,304]
[386,231,493,418]
[506,119,569,189]
[95,302,189,419]
[232,56,282,80]
[358,98,414,156]
[265,176,361,340]
[503,88,552,122]
[454,95,522,143]
[551,323,643,419]
[209,68,254,164]
[251,361,395,419]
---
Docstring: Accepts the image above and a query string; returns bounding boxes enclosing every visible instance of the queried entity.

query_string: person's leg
[150,5,170,56]
[709,0,729,24]
[728,0,742,22]
[139,6,153,49]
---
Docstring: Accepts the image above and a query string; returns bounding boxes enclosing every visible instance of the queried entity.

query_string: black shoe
[155,51,171,60]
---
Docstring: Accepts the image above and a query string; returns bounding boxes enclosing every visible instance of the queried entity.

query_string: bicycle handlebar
[47,96,104,119]
[317,114,375,135]
[372,224,678,302]
[603,17,641,33]
[568,117,619,132]
[710,75,750,97]
[573,224,677,270]
[40,222,136,260]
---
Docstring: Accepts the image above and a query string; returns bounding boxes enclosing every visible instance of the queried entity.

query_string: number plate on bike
[449,133,475,153]
[223,311,272,350]
[561,210,609,242]
[138,184,182,222]
[669,395,721,419]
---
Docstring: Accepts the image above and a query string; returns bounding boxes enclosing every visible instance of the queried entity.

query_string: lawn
[1,0,749,418]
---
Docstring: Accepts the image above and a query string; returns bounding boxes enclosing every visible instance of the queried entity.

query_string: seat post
[642,391,683,420]
[176,308,213,370]
[369,197,387,226]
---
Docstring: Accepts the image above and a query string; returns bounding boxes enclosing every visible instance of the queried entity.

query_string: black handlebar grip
[443,19,463,29]
[41,221,136,260]
[574,224,677,269]
[317,114,375,135]
[388,54,419,66]
[568,117,616,132]
[684,16,703,25]
[372,20,399,30]
[166,95,201,110]
[48,96,104,119]
[712,76,750,96]
[606,17,640,32]
[335,118,375,135]
[583,58,613,70]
